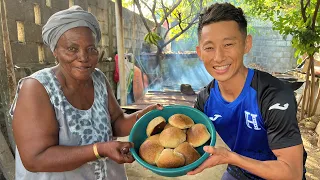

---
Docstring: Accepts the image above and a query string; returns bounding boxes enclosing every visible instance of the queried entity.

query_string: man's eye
[204,47,214,50]
[225,43,234,47]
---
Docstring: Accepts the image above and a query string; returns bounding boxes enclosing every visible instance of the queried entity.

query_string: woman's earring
[54,57,58,65]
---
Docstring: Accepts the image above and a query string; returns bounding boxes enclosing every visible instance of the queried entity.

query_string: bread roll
[146,116,166,137]
[146,134,160,143]
[156,149,185,168]
[187,124,210,147]
[159,127,186,148]
[175,142,201,165]
[164,123,173,130]
[168,114,194,129]
[139,139,164,165]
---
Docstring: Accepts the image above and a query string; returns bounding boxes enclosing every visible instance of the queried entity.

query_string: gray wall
[0,0,153,151]
[244,21,296,72]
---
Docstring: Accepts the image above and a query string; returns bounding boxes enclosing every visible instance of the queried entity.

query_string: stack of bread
[139,114,210,168]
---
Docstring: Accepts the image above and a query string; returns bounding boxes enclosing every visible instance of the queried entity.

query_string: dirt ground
[120,123,320,180]
[299,125,320,180]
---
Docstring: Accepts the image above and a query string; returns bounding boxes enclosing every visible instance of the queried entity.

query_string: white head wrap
[42,5,101,52]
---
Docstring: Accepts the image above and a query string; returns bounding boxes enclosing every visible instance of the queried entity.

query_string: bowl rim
[128,105,216,175]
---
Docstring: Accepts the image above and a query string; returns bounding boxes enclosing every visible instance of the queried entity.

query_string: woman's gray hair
[42,5,101,52]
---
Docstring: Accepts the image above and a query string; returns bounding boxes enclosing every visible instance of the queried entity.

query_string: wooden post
[0,130,14,180]
[115,0,127,105]
[0,0,16,150]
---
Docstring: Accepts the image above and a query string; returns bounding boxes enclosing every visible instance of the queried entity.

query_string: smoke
[147,55,213,92]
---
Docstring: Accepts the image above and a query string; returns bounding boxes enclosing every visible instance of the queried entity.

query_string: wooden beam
[115,0,127,105]
[0,130,14,180]
[0,0,16,150]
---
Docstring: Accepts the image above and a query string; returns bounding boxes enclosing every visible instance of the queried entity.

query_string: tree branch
[134,0,152,33]
[161,13,200,48]
[140,0,158,25]
[301,0,307,22]
[159,0,182,25]
[311,0,320,30]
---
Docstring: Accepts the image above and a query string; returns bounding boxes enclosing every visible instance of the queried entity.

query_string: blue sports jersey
[204,69,277,162]
[195,68,306,180]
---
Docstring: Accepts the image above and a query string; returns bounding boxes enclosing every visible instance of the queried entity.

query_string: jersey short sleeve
[194,81,213,112]
[256,72,302,150]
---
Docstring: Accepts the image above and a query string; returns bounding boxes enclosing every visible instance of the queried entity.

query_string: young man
[188,3,307,180]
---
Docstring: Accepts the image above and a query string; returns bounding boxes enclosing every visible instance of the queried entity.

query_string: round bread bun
[139,139,164,165]
[146,134,160,143]
[146,116,166,137]
[174,142,201,165]
[187,124,210,147]
[156,149,185,168]
[168,114,194,129]
[164,123,173,130]
[159,127,186,148]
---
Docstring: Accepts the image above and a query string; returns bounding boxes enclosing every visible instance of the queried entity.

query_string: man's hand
[187,146,233,175]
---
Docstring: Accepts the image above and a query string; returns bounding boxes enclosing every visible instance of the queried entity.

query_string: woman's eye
[68,47,77,52]
[88,47,98,54]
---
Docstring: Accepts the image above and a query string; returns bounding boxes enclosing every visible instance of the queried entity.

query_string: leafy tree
[132,0,211,80]
[244,0,320,119]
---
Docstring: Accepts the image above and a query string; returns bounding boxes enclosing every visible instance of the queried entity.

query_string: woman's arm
[13,79,134,172]
[106,80,162,137]
[13,79,97,172]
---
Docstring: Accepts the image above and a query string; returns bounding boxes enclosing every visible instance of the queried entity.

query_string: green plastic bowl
[129,105,216,177]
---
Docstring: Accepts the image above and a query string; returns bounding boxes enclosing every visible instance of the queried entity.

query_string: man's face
[196,21,252,83]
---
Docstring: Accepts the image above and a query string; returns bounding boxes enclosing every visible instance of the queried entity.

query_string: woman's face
[54,27,99,81]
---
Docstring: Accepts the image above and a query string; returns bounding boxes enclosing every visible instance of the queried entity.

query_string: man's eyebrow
[203,40,214,46]
[223,37,237,40]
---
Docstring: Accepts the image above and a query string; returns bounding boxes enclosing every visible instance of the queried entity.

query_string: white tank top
[10,67,127,180]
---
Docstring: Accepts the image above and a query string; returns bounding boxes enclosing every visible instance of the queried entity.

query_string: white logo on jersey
[209,114,222,121]
[268,103,289,111]
[245,111,261,130]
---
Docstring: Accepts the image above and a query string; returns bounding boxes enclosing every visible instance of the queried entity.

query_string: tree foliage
[243,0,320,61]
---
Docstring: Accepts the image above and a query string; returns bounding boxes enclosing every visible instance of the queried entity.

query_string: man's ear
[244,35,252,54]
[196,46,202,61]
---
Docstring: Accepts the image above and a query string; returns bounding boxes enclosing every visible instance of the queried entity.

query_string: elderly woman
[9,6,161,180]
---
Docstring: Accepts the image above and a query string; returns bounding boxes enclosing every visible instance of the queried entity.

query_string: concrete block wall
[244,21,297,73]
[0,0,154,165]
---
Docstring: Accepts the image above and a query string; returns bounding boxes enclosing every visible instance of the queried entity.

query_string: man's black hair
[198,3,247,39]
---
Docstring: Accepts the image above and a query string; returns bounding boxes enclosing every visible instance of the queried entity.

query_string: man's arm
[188,144,303,180]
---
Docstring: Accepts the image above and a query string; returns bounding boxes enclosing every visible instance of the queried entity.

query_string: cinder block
[7,19,18,42]
[11,42,39,64]
[101,22,108,35]
[41,7,54,25]
[97,0,107,8]
[51,0,68,9]
[96,8,104,22]
[23,2,35,23]
[24,23,42,43]
[74,0,88,10]
[5,1,25,21]
[90,5,97,16]
[44,46,55,63]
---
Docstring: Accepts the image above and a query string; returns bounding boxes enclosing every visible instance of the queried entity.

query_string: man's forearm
[230,152,302,180]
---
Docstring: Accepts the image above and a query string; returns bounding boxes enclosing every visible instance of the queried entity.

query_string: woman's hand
[187,146,233,175]
[137,104,164,120]
[98,141,135,164]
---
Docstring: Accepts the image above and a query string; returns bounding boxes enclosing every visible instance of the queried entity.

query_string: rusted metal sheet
[121,91,197,111]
